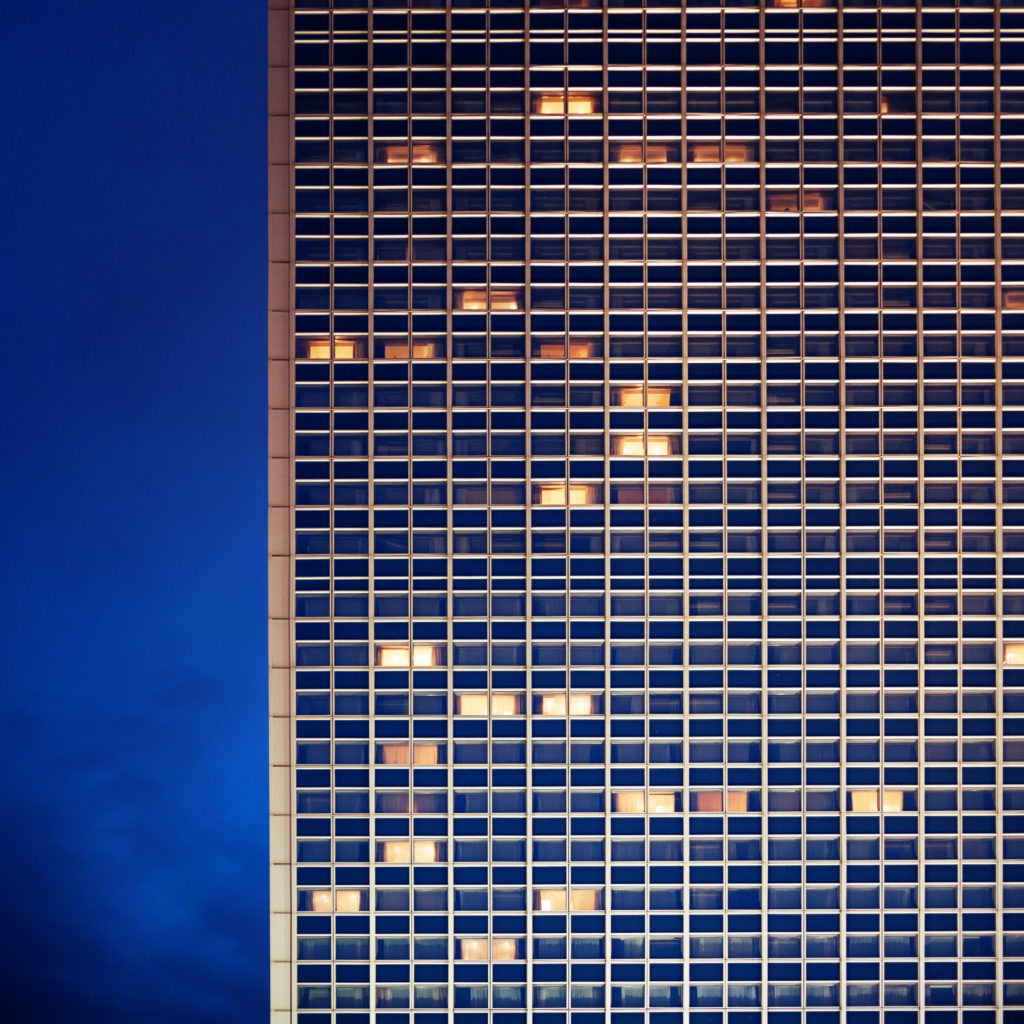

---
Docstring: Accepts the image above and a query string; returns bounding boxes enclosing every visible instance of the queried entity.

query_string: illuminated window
[1004,289,1024,310]
[413,743,440,765]
[532,483,600,506]
[304,339,333,360]
[460,938,519,961]
[767,191,800,212]
[727,792,749,813]
[459,939,488,961]
[378,743,410,765]
[882,791,904,812]
[374,643,443,667]
[378,142,441,164]
[537,339,598,359]
[610,142,670,164]
[378,841,442,864]
[612,434,674,456]
[492,693,522,715]
[535,888,567,912]
[457,693,488,716]
[689,143,721,163]
[1006,642,1024,665]
[383,340,440,359]
[803,191,827,211]
[539,693,598,716]
[612,386,673,408]
[533,92,598,115]
[648,792,677,814]
[570,888,602,911]
[614,791,647,813]
[613,791,675,813]
[490,289,521,310]
[456,288,521,311]
[724,143,755,162]
[694,791,723,812]
[611,143,644,163]
[335,890,364,913]
[303,338,360,360]
[849,790,905,812]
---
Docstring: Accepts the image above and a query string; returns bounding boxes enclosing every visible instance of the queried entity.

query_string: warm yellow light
[1006,642,1024,665]
[614,791,647,813]
[648,792,676,814]
[492,693,520,716]
[413,841,439,863]
[534,93,595,115]
[534,483,597,506]
[615,435,646,456]
[1005,290,1024,310]
[613,143,645,163]
[566,93,596,114]
[381,841,410,862]
[695,791,723,812]
[460,939,489,961]
[850,790,879,812]
[458,289,488,310]
[648,387,672,407]
[612,434,673,456]
[413,743,440,765]
[567,341,594,358]
[724,144,754,162]
[490,290,520,310]
[376,644,410,668]
[412,644,441,667]
[541,693,567,716]
[767,192,800,212]
[306,339,332,359]
[727,792,749,813]
[411,143,441,163]
[570,888,602,911]
[383,142,440,164]
[803,191,827,212]
[335,890,363,913]
[646,144,670,163]
[537,483,567,506]
[493,939,518,961]
[382,342,438,359]
[458,694,489,716]
[538,341,564,358]
[379,743,410,765]
[882,791,904,812]
[569,693,595,715]
[880,96,891,114]
[690,143,721,163]
[311,890,333,912]
[615,386,646,408]
[536,888,567,912]
[535,94,566,115]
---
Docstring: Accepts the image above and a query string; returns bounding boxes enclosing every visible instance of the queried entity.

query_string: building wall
[271,1,1024,1019]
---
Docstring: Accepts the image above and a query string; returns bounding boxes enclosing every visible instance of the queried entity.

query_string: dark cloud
[0,2,269,1019]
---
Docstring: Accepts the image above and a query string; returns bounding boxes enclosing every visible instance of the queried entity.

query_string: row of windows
[293,47,1023,76]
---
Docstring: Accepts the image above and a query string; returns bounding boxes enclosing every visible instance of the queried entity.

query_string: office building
[269,0,1024,1019]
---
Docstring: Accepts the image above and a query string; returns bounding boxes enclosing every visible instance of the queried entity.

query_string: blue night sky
[0,3,268,1020]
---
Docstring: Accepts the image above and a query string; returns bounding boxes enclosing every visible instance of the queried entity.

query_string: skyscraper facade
[269,1,1024,1020]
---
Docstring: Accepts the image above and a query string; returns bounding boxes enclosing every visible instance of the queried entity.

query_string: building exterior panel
[270,1,1024,1019]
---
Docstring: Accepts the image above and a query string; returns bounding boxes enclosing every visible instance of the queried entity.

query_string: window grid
[278,1,1024,1020]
